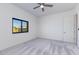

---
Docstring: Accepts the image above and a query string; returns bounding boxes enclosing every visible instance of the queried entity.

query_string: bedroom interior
[0,3,79,55]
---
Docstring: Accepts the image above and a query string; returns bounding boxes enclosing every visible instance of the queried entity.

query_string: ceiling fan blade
[38,3,45,5]
[42,8,44,12]
[37,3,41,5]
[33,6,40,9]
[44,4,53,7]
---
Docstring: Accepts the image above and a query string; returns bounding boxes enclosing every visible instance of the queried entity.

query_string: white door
[63,14,75,43]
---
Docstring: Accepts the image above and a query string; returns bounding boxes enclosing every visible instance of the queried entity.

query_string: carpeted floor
[0,38,79,55]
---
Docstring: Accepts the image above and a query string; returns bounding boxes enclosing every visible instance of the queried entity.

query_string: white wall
[38,10,76,43]
[75,4,79,47]
[0,4,37,50]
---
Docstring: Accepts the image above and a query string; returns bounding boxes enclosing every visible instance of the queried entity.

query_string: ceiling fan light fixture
[40,5,44,8]
[33,3,53,12]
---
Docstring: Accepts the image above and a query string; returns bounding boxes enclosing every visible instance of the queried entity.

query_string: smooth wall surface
[76,4,79,47]
[0,4,37,50]
[38,10,76,43]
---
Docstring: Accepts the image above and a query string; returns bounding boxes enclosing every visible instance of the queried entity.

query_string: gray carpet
[0,38,79,55]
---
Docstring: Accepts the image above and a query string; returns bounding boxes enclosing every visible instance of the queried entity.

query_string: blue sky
[13,20,27,28]
[13,20,21,28]
[22,22,27,28]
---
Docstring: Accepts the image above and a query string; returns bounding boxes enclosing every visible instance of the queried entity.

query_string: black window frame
[12,18,29,34]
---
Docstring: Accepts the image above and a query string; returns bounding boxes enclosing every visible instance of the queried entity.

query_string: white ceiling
[14,3,77,17]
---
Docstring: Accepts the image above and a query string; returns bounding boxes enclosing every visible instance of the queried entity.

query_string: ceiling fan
[33,3,53,12]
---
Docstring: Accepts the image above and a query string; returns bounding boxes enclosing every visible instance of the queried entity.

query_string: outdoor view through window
[12,18,29,33]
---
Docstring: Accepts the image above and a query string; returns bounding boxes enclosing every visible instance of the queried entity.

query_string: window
[12,18,29,34]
